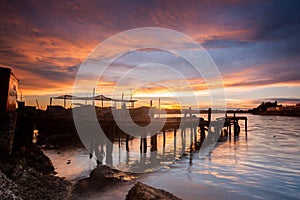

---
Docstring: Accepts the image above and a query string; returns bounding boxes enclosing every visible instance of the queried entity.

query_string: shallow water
[45,114,300,199]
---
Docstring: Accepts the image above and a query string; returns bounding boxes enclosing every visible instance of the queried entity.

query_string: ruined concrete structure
[0,66,18,157]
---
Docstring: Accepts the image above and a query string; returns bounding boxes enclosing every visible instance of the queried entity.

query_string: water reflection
[88,123,233,173]
[45,114,300,200]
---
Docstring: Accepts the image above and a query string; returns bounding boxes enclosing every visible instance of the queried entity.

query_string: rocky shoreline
[0,108,182,199]
[0,143,182,200]
[0,143,71,200]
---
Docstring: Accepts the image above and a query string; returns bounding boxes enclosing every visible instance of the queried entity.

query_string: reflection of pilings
[106,138,113,165]
[173,128,177,156]
[245,118,248,136]
[140,130,147,153]
[100,111,247,166]
[126,151,129,165]
[229,123,232,138]
[190,127,194,151]
[181,128,186,155]
[189,127,194,164]
[193,126,197,144]
[94,139,104,165]
[173,130,177,157]
[126,135,130,152]
[118,129,121,148]
[234,121,239,137]
[143,137,147,153]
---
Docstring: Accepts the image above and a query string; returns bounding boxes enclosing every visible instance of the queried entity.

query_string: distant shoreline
[251,112,300,117]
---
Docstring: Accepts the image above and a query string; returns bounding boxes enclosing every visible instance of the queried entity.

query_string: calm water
[45,114,300,199]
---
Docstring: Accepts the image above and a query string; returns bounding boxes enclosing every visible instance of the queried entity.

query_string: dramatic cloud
[0,0,299,108]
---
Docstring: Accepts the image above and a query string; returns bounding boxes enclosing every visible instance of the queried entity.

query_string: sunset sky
[0,0,299,109]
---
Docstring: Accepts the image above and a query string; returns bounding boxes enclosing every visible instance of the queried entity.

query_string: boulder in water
[125,182,182,200]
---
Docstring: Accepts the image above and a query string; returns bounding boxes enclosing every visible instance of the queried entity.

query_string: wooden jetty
[96,108,248,154]
[35,105,248,166]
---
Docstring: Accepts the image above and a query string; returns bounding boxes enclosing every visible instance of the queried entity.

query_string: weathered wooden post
[163,130,166,147]
[199,118,205,140]
[208,108,212,125]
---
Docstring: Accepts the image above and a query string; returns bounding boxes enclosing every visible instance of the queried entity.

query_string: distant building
[280,106,297,111]
[266,107,280,112]
[253,101,300,116]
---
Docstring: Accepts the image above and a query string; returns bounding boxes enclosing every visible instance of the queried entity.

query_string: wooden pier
[98,109,248,154]
[35,107,248,166]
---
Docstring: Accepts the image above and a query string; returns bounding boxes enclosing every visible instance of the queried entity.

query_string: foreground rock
[72,165,138,198]
[126,182,182,200]
[11,167,70,200]
[0,143,71,200]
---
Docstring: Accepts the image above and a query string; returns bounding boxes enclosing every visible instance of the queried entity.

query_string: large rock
[126,182,182,200]
[72,165,138,198]
[90,165,137,181]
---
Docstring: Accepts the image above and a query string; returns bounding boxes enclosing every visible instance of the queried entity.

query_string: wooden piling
[143,137,147,153]
[174,128,177,137]
[163,130,166,147]
[208,108,211,125]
